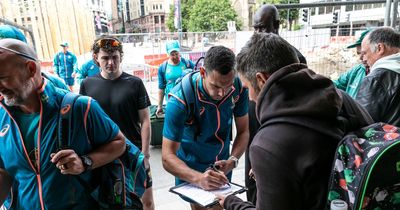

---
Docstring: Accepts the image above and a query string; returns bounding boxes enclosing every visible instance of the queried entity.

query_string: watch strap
[228,155,239,168]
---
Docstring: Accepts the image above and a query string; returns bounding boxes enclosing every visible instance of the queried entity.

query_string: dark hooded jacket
[225,63,344,210]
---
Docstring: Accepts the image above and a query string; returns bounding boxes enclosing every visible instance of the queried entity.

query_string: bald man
[0,38,126,209]
[253,4,307,64]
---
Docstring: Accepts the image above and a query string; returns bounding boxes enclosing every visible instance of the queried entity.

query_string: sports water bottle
[330,199,348,210]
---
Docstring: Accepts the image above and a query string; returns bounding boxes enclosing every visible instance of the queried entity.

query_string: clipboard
[169,182,247,208]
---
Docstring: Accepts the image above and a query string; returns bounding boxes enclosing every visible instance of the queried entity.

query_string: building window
[155,16,159,24]
[364,4,372,9]
[156,4,158,10]
[160,4,163,10]
[161,15,165,24]
[318,7,325,15]
[373,3,384,8]
[310,8,316,15]
[333,0,340,11]
[345,0,354,12]
[326,6,333,13]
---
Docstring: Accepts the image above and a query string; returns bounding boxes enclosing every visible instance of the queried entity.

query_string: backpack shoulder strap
[162,60,168,74]
[181,71,202,139]
[58,92,81,149]
[181,57,190,68]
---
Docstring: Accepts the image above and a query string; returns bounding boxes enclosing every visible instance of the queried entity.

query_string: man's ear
[200,66,206,78]
[376,43,386,56]
[255,72,269,90]
[26,61,37,78]
[92,53,100,67]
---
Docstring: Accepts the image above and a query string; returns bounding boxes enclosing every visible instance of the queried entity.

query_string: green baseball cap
[347,29,371,49]
[60,41,69,47]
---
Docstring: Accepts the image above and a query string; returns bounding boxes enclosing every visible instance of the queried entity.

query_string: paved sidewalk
[149,145,247,210]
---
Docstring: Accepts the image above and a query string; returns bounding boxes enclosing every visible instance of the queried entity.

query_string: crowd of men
[0,3,399,210]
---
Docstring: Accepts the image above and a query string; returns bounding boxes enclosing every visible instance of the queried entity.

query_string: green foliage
[167,0,195,32]
[167,0,241,32]
[188,0,241,32]
[293,23,303,31]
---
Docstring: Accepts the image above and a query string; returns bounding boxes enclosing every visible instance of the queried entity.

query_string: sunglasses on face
[0,46,38,61]
[96,38,121,48]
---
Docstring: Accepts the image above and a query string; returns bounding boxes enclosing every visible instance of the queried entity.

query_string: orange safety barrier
[41,61,54,73]
[330,36,356,44]
[144,51,206,79]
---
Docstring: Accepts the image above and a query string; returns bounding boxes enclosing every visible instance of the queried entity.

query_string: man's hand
[216,194,227,207]
[197,169,229,190]
[214,159,235,174]
[156,105,164,117]
[144,155,150,169]
[50,149,85,175]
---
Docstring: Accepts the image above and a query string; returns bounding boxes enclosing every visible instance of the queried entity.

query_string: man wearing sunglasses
[0,38,126,209]
[162,46,249,210]
[79,36,155,210]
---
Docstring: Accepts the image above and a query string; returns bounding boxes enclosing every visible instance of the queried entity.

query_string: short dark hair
[204,46,235,75]
[91,35,123,56]
[236,33,299,88]
[368,27,400,51]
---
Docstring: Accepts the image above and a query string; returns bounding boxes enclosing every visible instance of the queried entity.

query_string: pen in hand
[209,163,230,187]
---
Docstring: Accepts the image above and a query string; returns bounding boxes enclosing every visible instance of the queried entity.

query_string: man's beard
[3,79,34,106]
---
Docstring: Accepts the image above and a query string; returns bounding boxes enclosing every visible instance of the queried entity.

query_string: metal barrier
[38,28,371,82]
[109,28,369,80]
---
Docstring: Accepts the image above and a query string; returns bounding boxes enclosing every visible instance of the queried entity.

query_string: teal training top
[0,78,119,210]
[157,58,195,100]
[13,111,40,170]
[162,72,248,185]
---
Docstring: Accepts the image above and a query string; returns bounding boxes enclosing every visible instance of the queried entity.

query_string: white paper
[172,183,243,207]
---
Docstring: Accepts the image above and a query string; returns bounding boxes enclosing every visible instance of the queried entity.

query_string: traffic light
[332,11,339,24]
[302,8,309,22]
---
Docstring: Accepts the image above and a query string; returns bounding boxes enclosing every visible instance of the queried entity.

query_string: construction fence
[41,27,370,81]
[114,27,367,80]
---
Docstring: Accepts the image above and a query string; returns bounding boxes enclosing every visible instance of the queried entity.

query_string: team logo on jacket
[0,124,10,137]
[61,104,71,115]
[199,107,205,116]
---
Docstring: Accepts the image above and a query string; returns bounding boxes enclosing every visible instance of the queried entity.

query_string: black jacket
[355,53,400,126]
[225,64,344,210]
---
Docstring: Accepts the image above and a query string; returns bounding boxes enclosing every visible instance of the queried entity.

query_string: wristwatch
[228,155,239,168]
[80,155,93,172]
